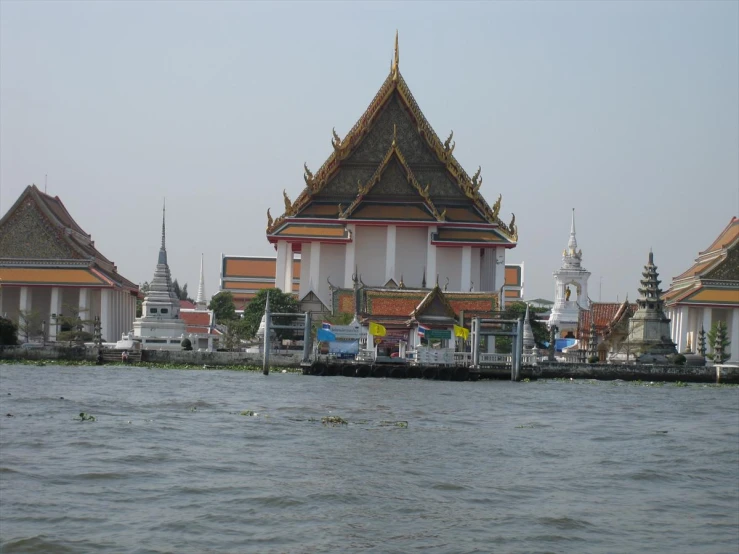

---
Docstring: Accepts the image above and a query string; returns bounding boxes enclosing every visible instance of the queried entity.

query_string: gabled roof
[412,285,458,320]
[266,34,517,244]
[578,301,637,339]
[665,217,739,307]
[0,185,138,291]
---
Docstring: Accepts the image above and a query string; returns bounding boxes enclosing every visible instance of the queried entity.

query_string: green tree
[136,281,150,318]
[708,321,731,363]
[17,310,42,343]
[208,291,237,323]
[0,316,18,346]
[172,279,194,303]
[494,301,549,354]
[242,288,299,340]
[55,304,94,346]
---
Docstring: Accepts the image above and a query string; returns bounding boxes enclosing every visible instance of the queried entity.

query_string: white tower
[133,201,186,344]
[196,253,206,310]
[548,209,590,337]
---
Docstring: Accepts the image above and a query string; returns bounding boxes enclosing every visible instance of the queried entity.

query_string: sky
[1,0,737,304]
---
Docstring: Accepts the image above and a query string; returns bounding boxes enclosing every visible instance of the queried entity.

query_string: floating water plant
[76,412,96,422]
[240,410,258,417]
[322,416,347,426]
[379,420,408,428]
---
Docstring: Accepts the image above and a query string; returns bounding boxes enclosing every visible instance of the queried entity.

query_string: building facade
[264,34,518,312]
[0,185,138,342]
[664,217,738,363]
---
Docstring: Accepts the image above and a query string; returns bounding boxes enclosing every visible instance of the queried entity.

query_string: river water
[0,364,737,554]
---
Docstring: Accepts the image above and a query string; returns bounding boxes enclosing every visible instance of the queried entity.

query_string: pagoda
[132,203,186,349]
[266,33,517,311]
[625,250,676,358]
[548,209,590,337]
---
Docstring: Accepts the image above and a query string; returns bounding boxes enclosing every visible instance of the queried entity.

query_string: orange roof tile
[0,267,105,285]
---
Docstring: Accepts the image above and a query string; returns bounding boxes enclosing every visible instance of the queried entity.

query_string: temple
[265,33,517,312]
[548,209,590,337]
[664,217,738,362]
[0,185,138,342]
[132,203,186,349]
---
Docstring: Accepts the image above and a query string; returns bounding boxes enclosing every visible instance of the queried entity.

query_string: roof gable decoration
[266,33,516,242]
[411,285,457,320]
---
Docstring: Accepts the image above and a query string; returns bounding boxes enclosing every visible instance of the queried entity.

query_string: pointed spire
[158,199,168,266]
[196,253,206,308]
[567,208,578,254]
[648,248,654,265]
[161,199,166,251]
[391,30,399,80]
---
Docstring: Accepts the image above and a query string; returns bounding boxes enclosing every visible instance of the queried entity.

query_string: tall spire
[158,199,168,265]
[567,208,578,253]
[391,30,399,80]
[196,253,206,308]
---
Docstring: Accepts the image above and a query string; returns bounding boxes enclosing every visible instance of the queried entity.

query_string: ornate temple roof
[266,33,517,247]
[664,217,738,308]
[577,301,637,340]
[0,184,138,292]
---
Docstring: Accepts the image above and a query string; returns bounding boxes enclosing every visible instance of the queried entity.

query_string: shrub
[181,338,193,351]
[672,353,686,366]
[588,354,599,364]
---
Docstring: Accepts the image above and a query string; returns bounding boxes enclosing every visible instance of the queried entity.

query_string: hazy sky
[1,1,737,304]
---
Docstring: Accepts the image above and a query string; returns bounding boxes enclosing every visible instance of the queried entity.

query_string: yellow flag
[454,324,469,340]
[369,322,386,337]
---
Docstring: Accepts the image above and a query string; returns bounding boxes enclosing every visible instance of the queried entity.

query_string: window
[161,308,169,314]
[149,308,158,314]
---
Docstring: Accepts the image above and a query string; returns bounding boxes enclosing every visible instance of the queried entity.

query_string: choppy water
[0,364,738,554]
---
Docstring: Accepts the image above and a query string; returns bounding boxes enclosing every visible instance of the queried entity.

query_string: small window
[149,308,158,314]
[161,308,169,314]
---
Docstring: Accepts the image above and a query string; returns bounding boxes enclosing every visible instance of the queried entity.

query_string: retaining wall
[523,363,739,384]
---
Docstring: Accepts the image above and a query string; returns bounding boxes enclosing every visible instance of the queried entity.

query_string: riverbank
[0,358,303,372]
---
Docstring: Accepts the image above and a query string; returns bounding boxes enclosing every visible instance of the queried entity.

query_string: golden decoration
[331,127,341,150]
[438,208,447,222]
[392,123,397,146]
[267,208,273,229]
[492,194,502,218]
[444,130,454,151]
[391,30,399,81]
[283,189,292,214]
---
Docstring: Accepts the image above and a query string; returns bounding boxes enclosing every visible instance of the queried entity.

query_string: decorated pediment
[0,195,78,260]
[267,33,517,243]
[412,285,457,320]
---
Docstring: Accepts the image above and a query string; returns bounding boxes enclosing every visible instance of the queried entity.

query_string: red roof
[180,300,196,310]
[578,302,636,338]
[181,311,211,326]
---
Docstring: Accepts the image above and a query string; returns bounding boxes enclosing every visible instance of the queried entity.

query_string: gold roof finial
[391,30,399,80]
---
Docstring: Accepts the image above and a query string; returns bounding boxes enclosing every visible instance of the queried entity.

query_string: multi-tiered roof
[266,33,517,248]
[637,250,664,312]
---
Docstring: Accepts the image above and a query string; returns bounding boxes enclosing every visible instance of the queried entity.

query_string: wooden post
[262,293,271,375]
[302,312,311,363]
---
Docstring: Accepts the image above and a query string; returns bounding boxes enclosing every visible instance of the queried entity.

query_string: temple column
[100,289,112,342]
[461,246,472,292]
[310,241,321,298]
[19,286,31,315]
[702,307,712,335]
[426,226,437,286]
[79,288,90,332]
[386,225,396,283]
[344,224,356,288]
[494,247,506,293]
[49,287,63,342]
[274,241,288,291]
[730,310,739,363]
[283,242,294,294]
[678,306,689,353]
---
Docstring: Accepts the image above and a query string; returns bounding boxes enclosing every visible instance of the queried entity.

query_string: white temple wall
[470,248,482,292]
[395,227,427,288]
[354,226,387,287]
[1,286,20,322]
[436,247,462,292]
[494,247,506,292]
[299,243,312,301]
[317,243,345,308]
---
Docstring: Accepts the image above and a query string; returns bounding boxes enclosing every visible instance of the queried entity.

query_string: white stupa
[548,209,590,338]
[132,201,186,349]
